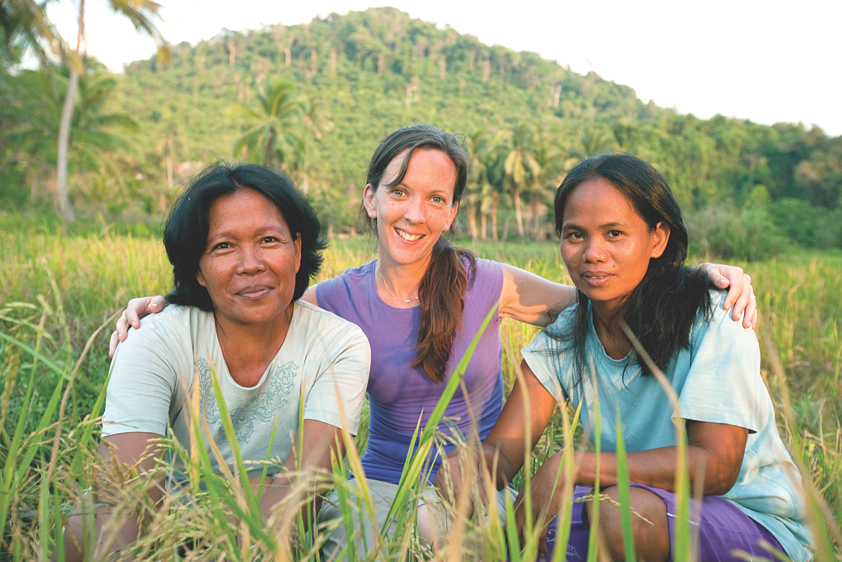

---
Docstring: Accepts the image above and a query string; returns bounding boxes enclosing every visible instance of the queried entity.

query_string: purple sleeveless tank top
[317,258,505,484]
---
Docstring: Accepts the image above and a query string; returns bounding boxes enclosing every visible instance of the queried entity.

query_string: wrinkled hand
[434,448,495,522]
[434,451,472,517]
[701,263,757,329]
[108,296,169,357]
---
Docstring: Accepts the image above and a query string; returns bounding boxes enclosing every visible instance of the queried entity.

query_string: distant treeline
[2,7,840,257]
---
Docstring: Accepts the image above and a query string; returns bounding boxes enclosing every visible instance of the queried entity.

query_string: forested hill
[3,7,840,254]
[121,7,650,191]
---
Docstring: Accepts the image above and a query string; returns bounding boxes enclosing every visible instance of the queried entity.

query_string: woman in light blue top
[459,154,812,561]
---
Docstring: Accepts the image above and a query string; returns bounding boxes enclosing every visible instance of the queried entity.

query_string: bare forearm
[59,436,164,562]
[60,495,147,562]
[255,473,328,531]
[480,441,521,489]
[560,446,738,496]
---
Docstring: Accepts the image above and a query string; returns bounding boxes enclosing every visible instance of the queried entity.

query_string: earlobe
[651,222,671,258]
[196,270,206,288]
[294,233,302,273]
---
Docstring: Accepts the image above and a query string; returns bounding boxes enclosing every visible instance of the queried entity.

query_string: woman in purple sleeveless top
[109,125,757,558]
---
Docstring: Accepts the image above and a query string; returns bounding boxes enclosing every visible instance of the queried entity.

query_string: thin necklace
[378,264,419,304]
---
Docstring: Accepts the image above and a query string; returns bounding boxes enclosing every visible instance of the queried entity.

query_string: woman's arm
[251,420,344,527]
[60,433,164,562]
[516,419,749,536]
[109,262,757,355]
[498,263,758,328]
[433,360,558,510]
[109,285,323,357]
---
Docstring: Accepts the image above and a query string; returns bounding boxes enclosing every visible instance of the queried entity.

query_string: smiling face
[196,188,301,331]
[363,148,459,270]
[559,177,670,319]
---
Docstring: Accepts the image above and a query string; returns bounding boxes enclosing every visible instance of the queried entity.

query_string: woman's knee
[585,486,670,562]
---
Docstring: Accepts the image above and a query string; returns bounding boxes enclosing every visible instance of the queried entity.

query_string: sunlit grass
[1,229,840,560]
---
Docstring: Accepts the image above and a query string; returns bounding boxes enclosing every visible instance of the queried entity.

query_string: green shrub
[687,201,784,261]
[768,197,842,250]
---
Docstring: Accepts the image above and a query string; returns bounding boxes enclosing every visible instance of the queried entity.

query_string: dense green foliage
[2,7,842,252]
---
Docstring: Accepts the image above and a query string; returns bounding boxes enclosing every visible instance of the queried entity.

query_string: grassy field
[1,226,840,560]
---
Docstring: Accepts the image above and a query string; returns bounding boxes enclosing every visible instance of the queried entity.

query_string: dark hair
[552,153,711,382]
[164,162,326,311]
[365,124,476,383]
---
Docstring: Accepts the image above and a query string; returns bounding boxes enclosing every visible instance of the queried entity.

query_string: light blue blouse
[522,290,813,562]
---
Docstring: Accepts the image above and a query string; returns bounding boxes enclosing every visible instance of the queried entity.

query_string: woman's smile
[364,148,458,270]
[579,270,616,287]
[196,188,301,330]
[236,284,273,299]
[395,228,424,242]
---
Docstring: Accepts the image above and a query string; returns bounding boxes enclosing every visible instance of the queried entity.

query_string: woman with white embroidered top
[462,154,812,561]
[61,163,370,561]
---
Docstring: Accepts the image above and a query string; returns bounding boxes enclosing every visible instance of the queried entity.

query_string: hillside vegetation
[2,7,841,255]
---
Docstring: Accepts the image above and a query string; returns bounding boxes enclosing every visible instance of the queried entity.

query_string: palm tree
[567,128,617,162]
[232,79,305,169]
[231,78,332,190]
[525,132,563,238]
[502,123,541,239]
[155,107,185,190]
[482,147,509,241]
[55,0,167,221]
[69,66,138,150]
[0,0,60,64]
[11,65,138,188]
[290,97,333,192]
[463,129,495,240]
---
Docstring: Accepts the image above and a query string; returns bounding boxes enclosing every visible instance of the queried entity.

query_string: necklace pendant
[378,264,420,304]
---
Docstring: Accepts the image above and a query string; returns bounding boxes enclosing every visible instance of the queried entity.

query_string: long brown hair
[364,124,475,383]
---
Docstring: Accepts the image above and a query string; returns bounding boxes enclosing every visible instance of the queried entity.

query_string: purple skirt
[537,485,784,562]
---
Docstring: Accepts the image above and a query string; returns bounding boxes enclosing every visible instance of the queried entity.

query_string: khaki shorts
[319,478,512,560]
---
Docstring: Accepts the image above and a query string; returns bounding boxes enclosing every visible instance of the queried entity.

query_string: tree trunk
[530,201,543,241]
[466,203,478,241]
[166,153,173,189]
[264,131,274,167]
[227,40,236,66]
[55,0,86,221]
[502,214,510,241]
[491,203,499,241]
[56,67,79,222]
[513,185,524,238]
[480,211,487,240]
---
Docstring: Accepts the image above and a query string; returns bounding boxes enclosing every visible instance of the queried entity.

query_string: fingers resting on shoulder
[703,263,758,330]
[108,296,168,358]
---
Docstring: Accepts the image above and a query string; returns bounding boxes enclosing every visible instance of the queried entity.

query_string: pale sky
[49,0,841,136]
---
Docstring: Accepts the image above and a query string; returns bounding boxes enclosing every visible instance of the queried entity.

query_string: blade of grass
[586,360,601,562]
[204,362,275,550]
[621,322,692,562]
[383,303,498,544]
[549,406,578,562]
[614,408,635,562]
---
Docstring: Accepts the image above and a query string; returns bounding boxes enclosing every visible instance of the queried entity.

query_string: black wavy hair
[551,153,712,383]
[163,161,326,311]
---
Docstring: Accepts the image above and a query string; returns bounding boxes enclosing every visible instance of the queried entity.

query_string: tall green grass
[1,229,840,560]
